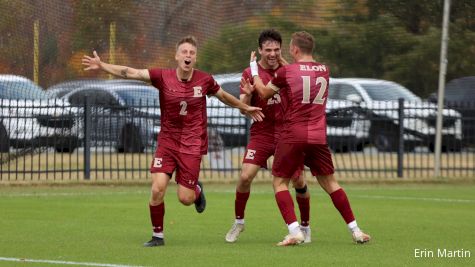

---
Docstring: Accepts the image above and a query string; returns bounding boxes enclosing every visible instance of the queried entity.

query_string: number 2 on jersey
[179,101,188,115]
[301,76,327,104]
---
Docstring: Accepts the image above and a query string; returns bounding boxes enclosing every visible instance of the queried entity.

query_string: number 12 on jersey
[301,76,327,104]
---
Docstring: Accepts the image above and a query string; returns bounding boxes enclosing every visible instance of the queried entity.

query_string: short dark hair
[291,31,314,54]
[258,29,282,48]
[176,35,197,50]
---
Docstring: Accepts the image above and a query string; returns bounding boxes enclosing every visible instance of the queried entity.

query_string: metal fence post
[397,98,404,178]
[83,95,91,180]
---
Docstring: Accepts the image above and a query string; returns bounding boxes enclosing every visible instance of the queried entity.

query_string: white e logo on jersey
[267,94,281,105]
[245,149,256,160]
[153,158,163,168]
[193,86,202,97]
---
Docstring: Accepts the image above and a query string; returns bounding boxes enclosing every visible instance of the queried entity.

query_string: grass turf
[0,183,474,267]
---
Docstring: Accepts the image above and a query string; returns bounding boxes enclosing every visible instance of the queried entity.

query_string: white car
[329,78,463,152]
[0,75,80,153]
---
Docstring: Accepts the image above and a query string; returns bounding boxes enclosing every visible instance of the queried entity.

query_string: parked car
[329,78,463,152]
[208,73,248,146]
[326,100,370,152]
[0,75,80,153]
[60,83,160,153]
[428,76,475,146]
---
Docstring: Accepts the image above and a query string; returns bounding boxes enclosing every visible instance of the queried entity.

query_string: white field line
[0,257,145,267]
[1,189,474,203]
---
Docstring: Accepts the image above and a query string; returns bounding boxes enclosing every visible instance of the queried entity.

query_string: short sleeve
[148,68,163,90]
[206,75,221,95]
[268,67,287,92]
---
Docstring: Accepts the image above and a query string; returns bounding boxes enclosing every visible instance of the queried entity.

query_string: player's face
[175,43,197,72]
[258,40,281,69]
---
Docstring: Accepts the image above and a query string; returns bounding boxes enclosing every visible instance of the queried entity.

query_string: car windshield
[0,80,49,100]
[115,88,159,105]
[359,82,420,101]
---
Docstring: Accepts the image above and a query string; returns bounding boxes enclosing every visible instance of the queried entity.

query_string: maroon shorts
[242,139,276,169]
[150,145,202,189]
[272,143,334,179]
[243,139,303,179]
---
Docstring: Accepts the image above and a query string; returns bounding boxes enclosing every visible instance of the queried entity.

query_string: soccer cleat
[352,230,371,244]
[276,230,305,246]
[194,181,206,213]
[300,226,311,243]
[143,236,164,247]
[225,223,245,243]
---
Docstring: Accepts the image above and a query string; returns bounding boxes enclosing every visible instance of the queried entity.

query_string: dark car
[61,83,160,153]
[428,77,475,146]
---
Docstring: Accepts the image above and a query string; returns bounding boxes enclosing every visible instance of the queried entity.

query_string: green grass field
[0,183,474,267]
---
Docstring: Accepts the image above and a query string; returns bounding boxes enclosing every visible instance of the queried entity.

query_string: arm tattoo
[121,68,128,78]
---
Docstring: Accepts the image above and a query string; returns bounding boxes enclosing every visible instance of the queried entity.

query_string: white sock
[288,221,300,235]
[153,232,164,238]
[235,219,244,224]
[300,225,310,230]
[348,220,360,232]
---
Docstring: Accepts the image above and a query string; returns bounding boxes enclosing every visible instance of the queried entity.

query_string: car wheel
[119,125,144,153]
[370,123,399,152]
[54,137,79,153]
[0,123,9,153]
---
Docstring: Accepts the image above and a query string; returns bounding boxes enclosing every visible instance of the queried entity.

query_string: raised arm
[249,51,276,100]
[213,88,264,122]
[82,51,150,82]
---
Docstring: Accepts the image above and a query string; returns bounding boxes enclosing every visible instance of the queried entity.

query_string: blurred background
[0,0,474,181]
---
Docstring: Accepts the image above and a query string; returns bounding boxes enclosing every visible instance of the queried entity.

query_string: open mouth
[184,59,191,65]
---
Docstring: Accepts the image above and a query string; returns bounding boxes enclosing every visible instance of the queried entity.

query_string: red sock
[296,196,310,227]
[275,190,298,225]
[194,184,201,200]
[235,191,250,219]
[149,203,164,233]
[330,188,355,224]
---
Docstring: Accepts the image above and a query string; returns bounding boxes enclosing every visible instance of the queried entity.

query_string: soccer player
[82,36,264,247]
[249,31,371,246]
[225,29,311,244]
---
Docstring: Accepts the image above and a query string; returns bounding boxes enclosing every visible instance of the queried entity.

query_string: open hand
[243,106,264,122]
[240,77,254,95]
[250,51,257,62]
[82,51,102,71]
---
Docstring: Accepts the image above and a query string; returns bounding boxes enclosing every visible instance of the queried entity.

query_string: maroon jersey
[241,64,284,143]
[268,62,330,144]
[149,68,221,155]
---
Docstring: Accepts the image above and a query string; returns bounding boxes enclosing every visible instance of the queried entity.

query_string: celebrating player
[82,35,264,247]
[250,31,371,246]
[225,29,311,244]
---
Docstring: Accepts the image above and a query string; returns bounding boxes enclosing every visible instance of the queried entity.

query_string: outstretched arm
[82,51,150,82]
[213,88,264,122]
[249,51,276,100]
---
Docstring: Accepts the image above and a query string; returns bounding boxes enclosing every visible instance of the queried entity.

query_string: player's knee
[151,186,166,202]
[292,178,306,190]
[294,184,308,194]
[317,175,340,194]
[240,172,254,187]
[178,194,194,206]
